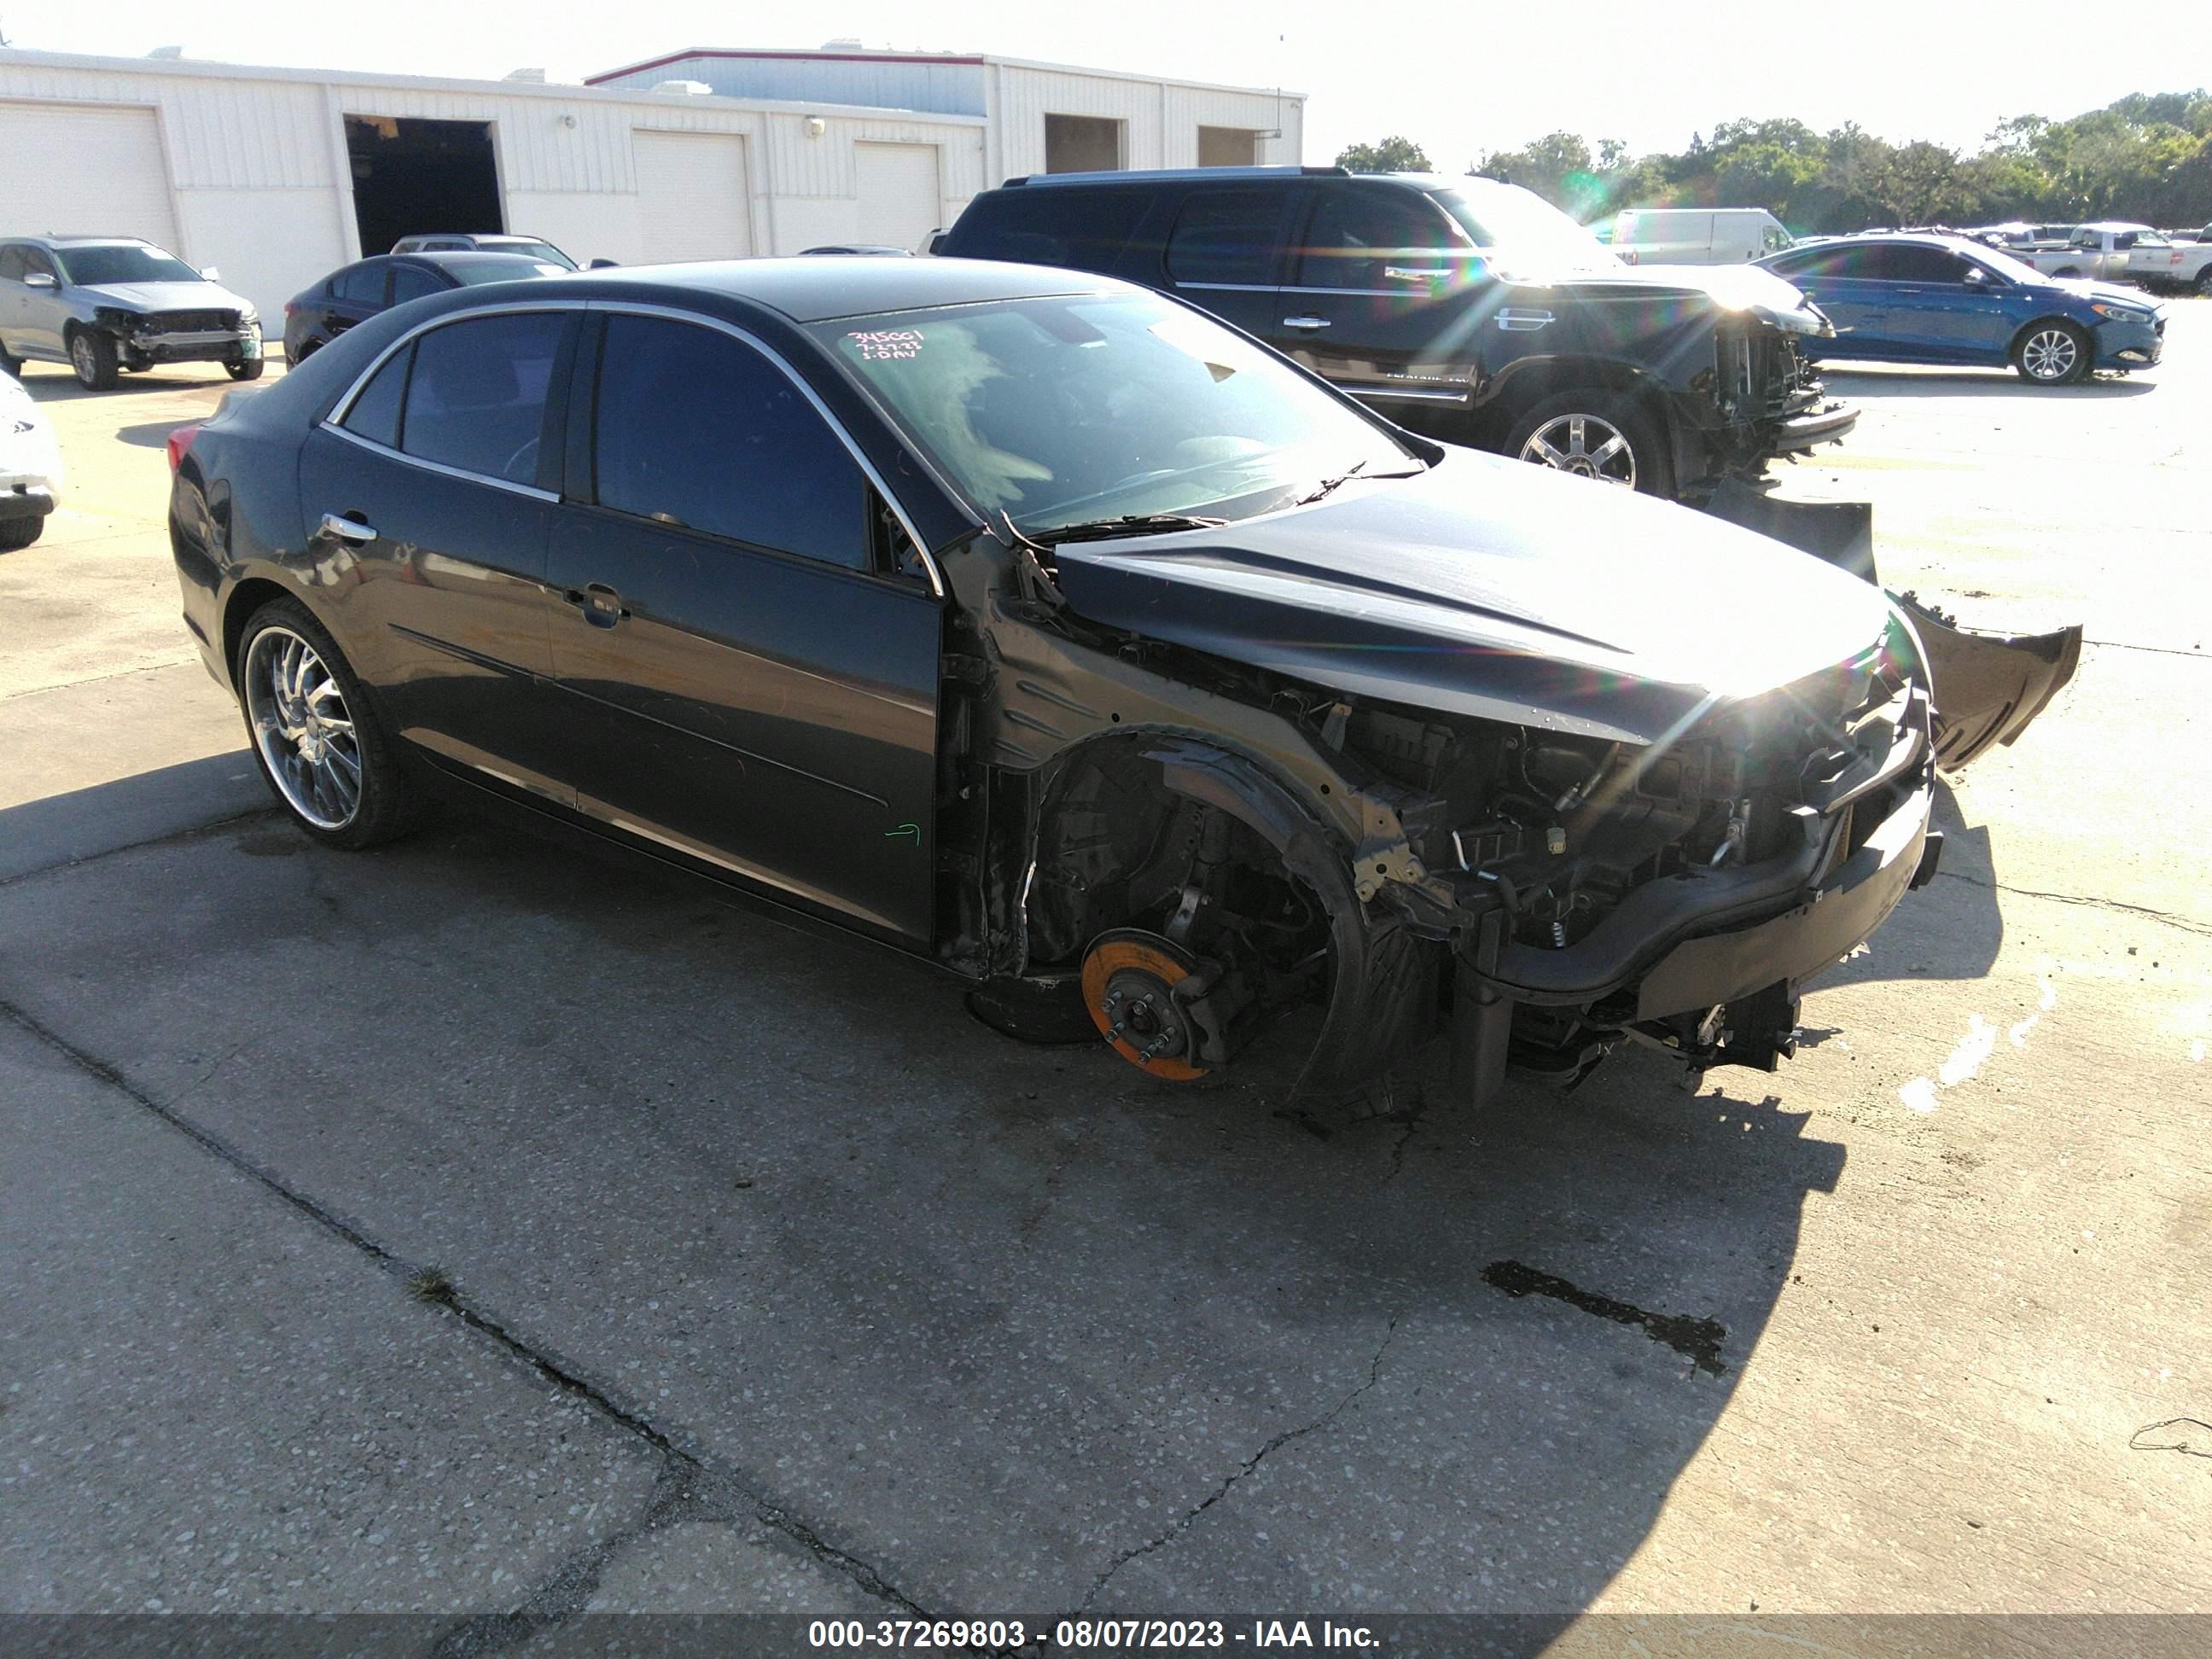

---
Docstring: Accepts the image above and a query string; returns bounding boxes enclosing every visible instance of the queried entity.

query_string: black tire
[235,597,417,849]
[67,328,119,391]
[227,357,266,381]
[1503,388,1674,498]
[2013,320,2092,385]
[0,517,43,552]
[2197,267,2212,296]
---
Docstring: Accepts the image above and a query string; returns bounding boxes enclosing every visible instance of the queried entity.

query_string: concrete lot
[2,318,2207,1646]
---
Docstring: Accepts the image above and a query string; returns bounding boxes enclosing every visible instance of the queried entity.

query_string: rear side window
[591,315,868,570]
[1166,189,1287,286]
[1297,187,1469,289]
[1877,245,1969,282]
[942,188,1154,273]
[332,261,387,304]
[402,311,565,486]
[0,246,26,282]
[340,346,410,449]
[390,265,443,304]
[1774,245,1877,279]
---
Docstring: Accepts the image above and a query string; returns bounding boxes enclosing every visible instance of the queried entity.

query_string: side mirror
[587,258,620,269]
[24,271,57,290]
[1964,267,1988,284]
[200,266,222,282]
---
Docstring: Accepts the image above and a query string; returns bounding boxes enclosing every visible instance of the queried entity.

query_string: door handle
[1282,315,1330,330]
[318,512,376,544]
[564,583,629,628]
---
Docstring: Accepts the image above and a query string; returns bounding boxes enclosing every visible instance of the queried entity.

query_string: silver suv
[0,236,264,390]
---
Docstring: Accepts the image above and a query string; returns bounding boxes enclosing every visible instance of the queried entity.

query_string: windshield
[449,260,568,285]
[816,293,1417,534]
[54,243,203,287]
[1430,183,1620,269]
[482,239,574,268]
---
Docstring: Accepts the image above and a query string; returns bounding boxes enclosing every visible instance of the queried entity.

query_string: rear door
[314,259,393,344]
[1272,182,1488,409]
[297,306,574,802]
[540,309,941,945]
[1159,184,1294,342]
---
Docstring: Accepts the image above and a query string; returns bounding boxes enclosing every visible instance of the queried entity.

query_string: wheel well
[2008,315,2087,356]
[220,578,291,686]
[1473,359,1665,446]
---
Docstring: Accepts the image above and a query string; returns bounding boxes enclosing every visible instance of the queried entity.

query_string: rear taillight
[166,422,201,473]
[283,300,300,314]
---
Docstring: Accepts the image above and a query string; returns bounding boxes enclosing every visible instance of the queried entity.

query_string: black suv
[940,167,1857,500]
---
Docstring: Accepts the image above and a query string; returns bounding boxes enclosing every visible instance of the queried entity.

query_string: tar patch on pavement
[1483,1259,1728,1377]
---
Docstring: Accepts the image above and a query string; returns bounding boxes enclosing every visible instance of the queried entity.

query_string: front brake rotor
[1081,928,1208,1081]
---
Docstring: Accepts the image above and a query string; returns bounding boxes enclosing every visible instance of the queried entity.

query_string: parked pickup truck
[2015,222,2212,291]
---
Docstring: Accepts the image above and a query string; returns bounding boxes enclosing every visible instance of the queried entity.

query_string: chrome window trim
[319,419,561,503]
[585,300,943,598]
[1173,281,1281,294]
[1348,386,1470,404]
[322,297,944,598]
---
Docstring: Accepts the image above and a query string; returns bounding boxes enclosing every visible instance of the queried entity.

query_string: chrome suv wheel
[244,625,364,830]
[1516,411,1638,487]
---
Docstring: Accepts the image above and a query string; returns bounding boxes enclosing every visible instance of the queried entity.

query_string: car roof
[397,250,563,271]
[15,235,158,248]
[570,255,1124,323]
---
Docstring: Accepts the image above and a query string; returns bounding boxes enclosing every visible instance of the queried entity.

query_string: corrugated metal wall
[989,64,1302,182]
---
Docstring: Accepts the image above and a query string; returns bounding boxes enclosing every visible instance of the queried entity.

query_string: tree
[1336,136,1431,173]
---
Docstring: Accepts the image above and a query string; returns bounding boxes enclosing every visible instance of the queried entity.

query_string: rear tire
[235,597,417,849]
[227,358,265,381]
[68,328,119,391]
[0,517,43,552]
[2197,267,2212,296]
[1505,389,1674,498]
[2013,321,2091,385]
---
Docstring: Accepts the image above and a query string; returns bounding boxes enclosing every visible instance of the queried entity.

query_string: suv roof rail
[998,165,1351,189]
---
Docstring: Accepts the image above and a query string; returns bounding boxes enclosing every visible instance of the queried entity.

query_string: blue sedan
[1757,233,2164,385]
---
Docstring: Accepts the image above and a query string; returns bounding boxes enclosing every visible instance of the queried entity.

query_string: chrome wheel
[2021,328,2080,382]
[1516,411,1637,487]
[244,626,362,830]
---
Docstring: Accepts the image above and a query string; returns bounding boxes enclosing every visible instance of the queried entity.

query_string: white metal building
[0,45,1306,328]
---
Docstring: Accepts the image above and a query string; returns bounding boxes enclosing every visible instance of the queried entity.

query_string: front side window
[1880,245,1970,283]
[592,315,869,570]
[1166,189,1286,286]
[53,242,202,287]
[1298,187,1470,290]
[818,292,1416,533]
[333,261,388,304]
[389,265,443,304]
[402,311,565,486]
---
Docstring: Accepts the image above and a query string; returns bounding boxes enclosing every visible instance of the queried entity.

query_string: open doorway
[345,116,502,257]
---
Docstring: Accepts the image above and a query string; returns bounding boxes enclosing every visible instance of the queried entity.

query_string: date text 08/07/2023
[806,1619,1383,1650]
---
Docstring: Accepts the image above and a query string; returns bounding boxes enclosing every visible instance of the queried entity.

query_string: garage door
[633,131,753,263]
[855,143,942,253]
[0,102,180,253]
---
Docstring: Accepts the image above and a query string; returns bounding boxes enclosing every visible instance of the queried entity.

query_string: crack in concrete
[2082,637,2209,661]
[1381,1082,1434,1186]
[2,996,932,1627]
[1936,868,2212,940]
[1076,1319,1400,1612]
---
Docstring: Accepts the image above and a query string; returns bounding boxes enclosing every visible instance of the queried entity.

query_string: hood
[2048,277,2161,313]
[1050,451,1894,745]
[1511,259,1831,335]
[78,280,256,317]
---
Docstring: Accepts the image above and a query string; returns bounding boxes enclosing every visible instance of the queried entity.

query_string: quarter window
[1297,189,1468,290]
[401,311,565,486]
[1166,189,1286,287]
[340,345,410,450]
[591,315,869,570]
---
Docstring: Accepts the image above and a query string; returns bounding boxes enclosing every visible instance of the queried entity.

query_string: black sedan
[281,252,568,363]
[169,258,2058,1113]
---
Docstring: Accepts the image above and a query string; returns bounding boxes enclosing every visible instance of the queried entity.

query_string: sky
[3,0,2209,166]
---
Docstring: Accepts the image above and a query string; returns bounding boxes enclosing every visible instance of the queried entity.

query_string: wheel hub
[1081,929,1208,1080]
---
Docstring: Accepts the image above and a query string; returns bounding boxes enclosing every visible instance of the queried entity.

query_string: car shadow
[0,788,1854,1632]
[0,751,266,883]
[11,364,265,402]
[115,419,201,450]
[1819,365,2157,398]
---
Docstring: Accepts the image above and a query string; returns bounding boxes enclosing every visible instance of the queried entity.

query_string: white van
[1610,208,1794,265]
